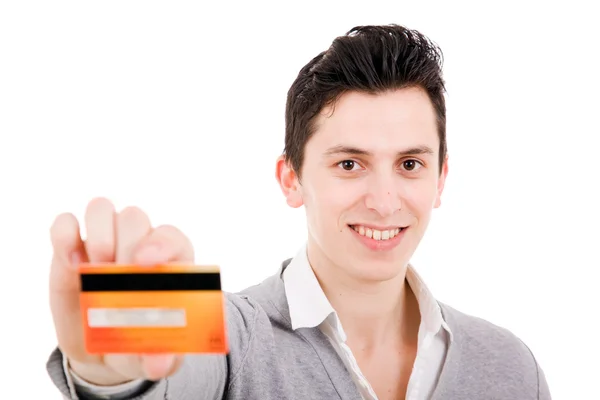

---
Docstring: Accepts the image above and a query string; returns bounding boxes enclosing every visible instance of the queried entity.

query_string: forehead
[308,87,439,153]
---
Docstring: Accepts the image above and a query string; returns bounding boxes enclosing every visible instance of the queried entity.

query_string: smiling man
[46,25,551,399]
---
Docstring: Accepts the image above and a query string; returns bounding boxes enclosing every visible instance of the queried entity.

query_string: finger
[49,212,87,293]
[133,224,195,265]
[49,213,96,363]
[115,206,152,263]
[105,209,166,379]
[84,197,116,263]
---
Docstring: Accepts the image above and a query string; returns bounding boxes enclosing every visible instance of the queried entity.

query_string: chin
[344,255,408,283]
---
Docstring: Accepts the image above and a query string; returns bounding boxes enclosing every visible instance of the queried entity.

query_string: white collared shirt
[283,244,452,400]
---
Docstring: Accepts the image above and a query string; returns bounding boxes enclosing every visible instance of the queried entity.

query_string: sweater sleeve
[536,360,552,400]
[46,293,257,399]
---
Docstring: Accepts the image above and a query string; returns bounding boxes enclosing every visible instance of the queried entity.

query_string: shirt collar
[283,244,336,330]
[282,243,453,340]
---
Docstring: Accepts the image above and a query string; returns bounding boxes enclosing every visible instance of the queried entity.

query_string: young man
[47,25,551,399]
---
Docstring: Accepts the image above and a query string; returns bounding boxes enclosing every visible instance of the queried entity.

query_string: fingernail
[135,244,163,264]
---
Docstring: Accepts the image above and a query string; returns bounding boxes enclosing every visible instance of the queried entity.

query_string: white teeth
[351,225,403,241]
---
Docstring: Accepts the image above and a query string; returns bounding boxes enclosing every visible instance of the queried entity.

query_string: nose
[364,173,402,218]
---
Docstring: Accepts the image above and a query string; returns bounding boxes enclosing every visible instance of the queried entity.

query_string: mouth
[348,224,407,241]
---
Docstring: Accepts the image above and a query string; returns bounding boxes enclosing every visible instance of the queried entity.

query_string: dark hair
[283,24,447,179]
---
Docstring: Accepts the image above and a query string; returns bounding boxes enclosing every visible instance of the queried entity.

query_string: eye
[402,159,423,172]
[338,160,360,171]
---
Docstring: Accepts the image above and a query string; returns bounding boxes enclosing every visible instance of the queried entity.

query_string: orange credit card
[79,263,228,354]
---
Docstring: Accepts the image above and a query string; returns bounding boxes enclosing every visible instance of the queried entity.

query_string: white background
[1,1,598,399]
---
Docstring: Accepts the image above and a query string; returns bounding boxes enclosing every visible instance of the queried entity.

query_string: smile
[348,225,405,241]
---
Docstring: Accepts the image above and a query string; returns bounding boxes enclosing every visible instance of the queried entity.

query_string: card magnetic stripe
[80,272,222,292]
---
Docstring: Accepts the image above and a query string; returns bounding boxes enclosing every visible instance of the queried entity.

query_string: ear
[275,155,304,208]
[434,155,449,209]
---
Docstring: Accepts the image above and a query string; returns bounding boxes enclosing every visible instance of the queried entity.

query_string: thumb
[142,354,183,380]
[104,353,183,382]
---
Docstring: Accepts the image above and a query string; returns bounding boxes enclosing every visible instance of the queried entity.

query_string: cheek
[316,179,364,214]
[402,180,439,216]
[303,180,361,228]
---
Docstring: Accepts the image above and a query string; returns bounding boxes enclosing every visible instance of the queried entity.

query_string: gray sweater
[47,260,551,399]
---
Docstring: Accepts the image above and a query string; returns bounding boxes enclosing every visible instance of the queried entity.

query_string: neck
[307,243,420,349]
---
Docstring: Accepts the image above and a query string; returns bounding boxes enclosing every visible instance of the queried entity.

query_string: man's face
[279,87,448,282]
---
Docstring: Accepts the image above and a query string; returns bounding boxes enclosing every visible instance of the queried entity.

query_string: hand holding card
[48,197,208,385]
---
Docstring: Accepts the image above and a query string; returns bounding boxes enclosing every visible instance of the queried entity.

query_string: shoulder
[439,302,550,398]
[441,302,535,359]
[222,277,286,343]
[221,287,290,386]
[222,290,271,348]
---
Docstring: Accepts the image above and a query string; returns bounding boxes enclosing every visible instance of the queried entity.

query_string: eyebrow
[323,144,435,158]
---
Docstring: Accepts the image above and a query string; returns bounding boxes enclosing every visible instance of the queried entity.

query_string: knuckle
[87,197,115,214]
[51,212,77,232]
[118,206,150,225]
[50,213,78,245]
[154,224,182,236]
[154,224,189,245]
[153,224,194,260]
